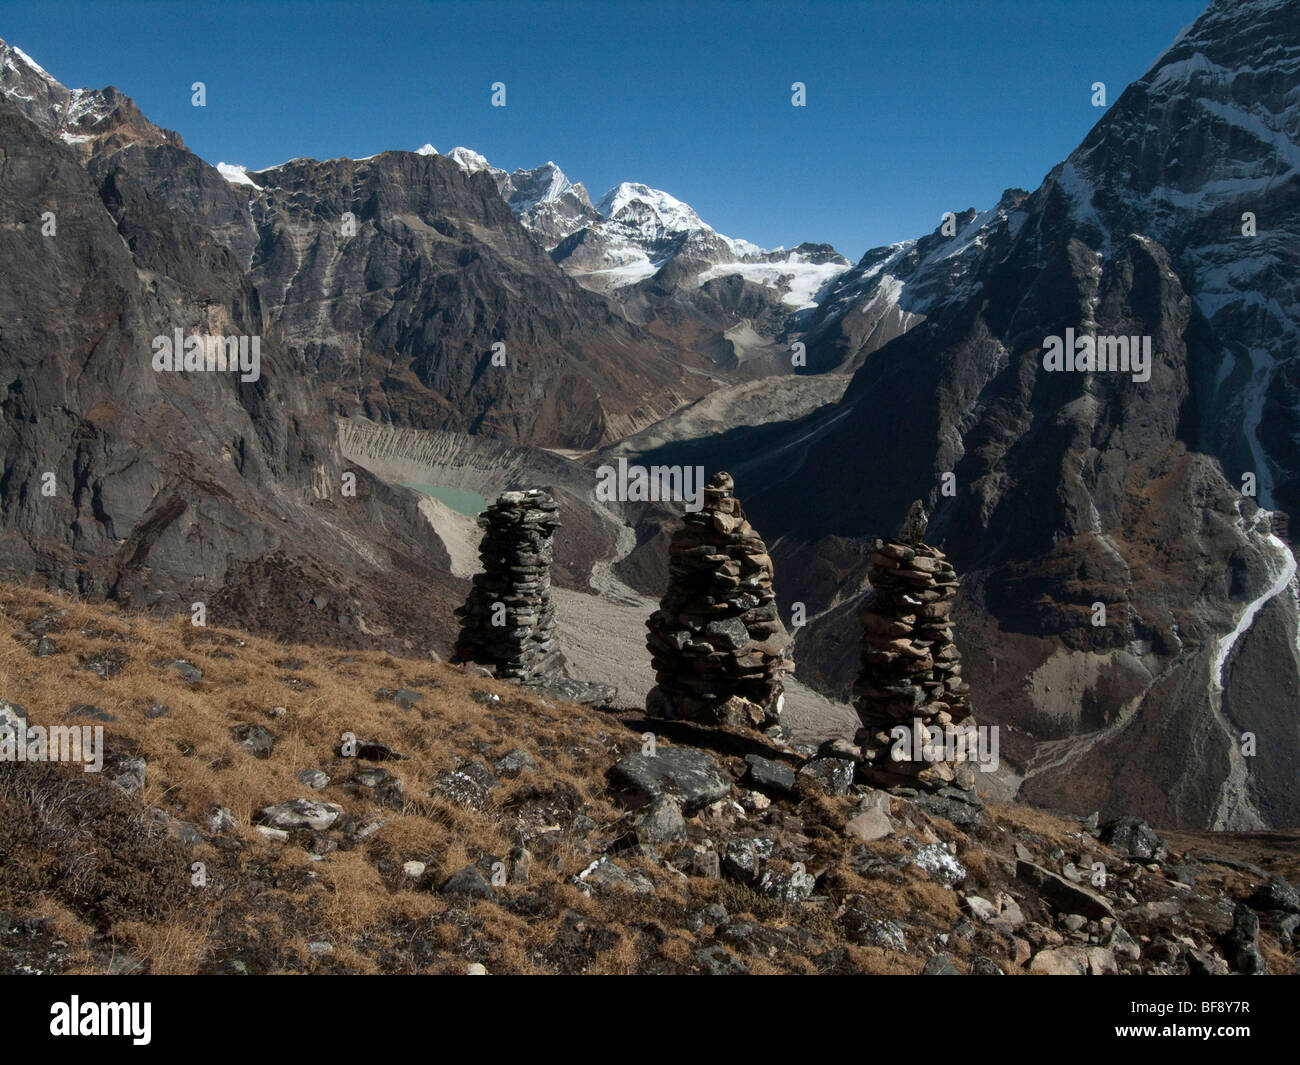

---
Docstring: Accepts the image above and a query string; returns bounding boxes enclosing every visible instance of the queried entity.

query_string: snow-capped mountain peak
[437,146,596,247]
[1,37,181,155]
[509,161,576,207]
[596,181,709,237]
[407,143,847,306]
[447,145,492,173]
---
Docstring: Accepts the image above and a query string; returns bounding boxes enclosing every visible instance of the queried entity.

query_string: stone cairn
[645,472,790,729]
[453,489,561,682]
[853,501,977,790]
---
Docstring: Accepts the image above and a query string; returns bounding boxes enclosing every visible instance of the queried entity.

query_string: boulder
[231,724,275,759]
[845,807,893,843]
[798,757,855,796]
[636,796,687,845]
[258,798,342,831]
[441,864,493,900]
[1247,877,1300,915]
[1017,859,1115,921]
[494,749,539,777]
[1223,901,1268,974]
[1099,816,1164,861]
[743,754,797,796]
[577,857,654,895]
[297,768,330,789]
[609,747,730,813]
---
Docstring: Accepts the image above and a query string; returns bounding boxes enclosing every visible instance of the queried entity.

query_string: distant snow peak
[511,160,574,204]
[441,149,589,240]
[415,143,438,156]
[424,147,845,307]
[596,181,707,236]
[448,146,492,173]
[539,161,569,199]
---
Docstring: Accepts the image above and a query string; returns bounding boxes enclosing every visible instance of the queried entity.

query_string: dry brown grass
[0,582,641,974]
[4,582,1280,976]
[986,800,1083,850]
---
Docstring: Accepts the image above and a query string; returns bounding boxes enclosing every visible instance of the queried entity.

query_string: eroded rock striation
[645,472,790,728]
[854,503,976,790]
[453,490,561,681]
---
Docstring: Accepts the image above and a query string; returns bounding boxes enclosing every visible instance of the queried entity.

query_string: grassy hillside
[0,583,1294,975]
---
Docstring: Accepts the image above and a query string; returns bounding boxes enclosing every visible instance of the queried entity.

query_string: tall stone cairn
[854,501,977,790]
[453,489,561,682]
[645,472,790,729]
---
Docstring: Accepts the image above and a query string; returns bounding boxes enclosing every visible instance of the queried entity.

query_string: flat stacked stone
[854,502,976,790]
[453,489,561,681]
[645,472,790,729]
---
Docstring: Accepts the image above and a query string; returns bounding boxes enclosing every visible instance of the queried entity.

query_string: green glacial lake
[404,483,489,517]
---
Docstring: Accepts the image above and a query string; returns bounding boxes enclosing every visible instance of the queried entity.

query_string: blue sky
[5,0,1206,259]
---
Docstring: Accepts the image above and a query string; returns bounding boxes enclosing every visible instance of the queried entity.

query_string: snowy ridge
[447,146,492,173]
[596,182,712,241]
[1,37,71,120]
[7,43,53,81]
[437,146,848,302]
[216,162,263,190]
[697,252,851,311]
[816,190,1022,339]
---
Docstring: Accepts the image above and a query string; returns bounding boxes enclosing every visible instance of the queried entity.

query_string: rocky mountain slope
[0,37,711,646]
[3,585,1296,975]
[237,149,704,448]
[0,40,475,650]
[707,0,1300,831]
[423,144,851,372]
[430,143,850,309]
[3,0,1298,839]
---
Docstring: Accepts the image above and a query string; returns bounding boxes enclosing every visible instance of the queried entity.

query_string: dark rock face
[645,472,790,729]
[734,0,1300,829]
[1061,0,1300,526]
[452,490,561,682]
[0,40,702,652]
[0,56,473,653]
[241,152,701,450]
